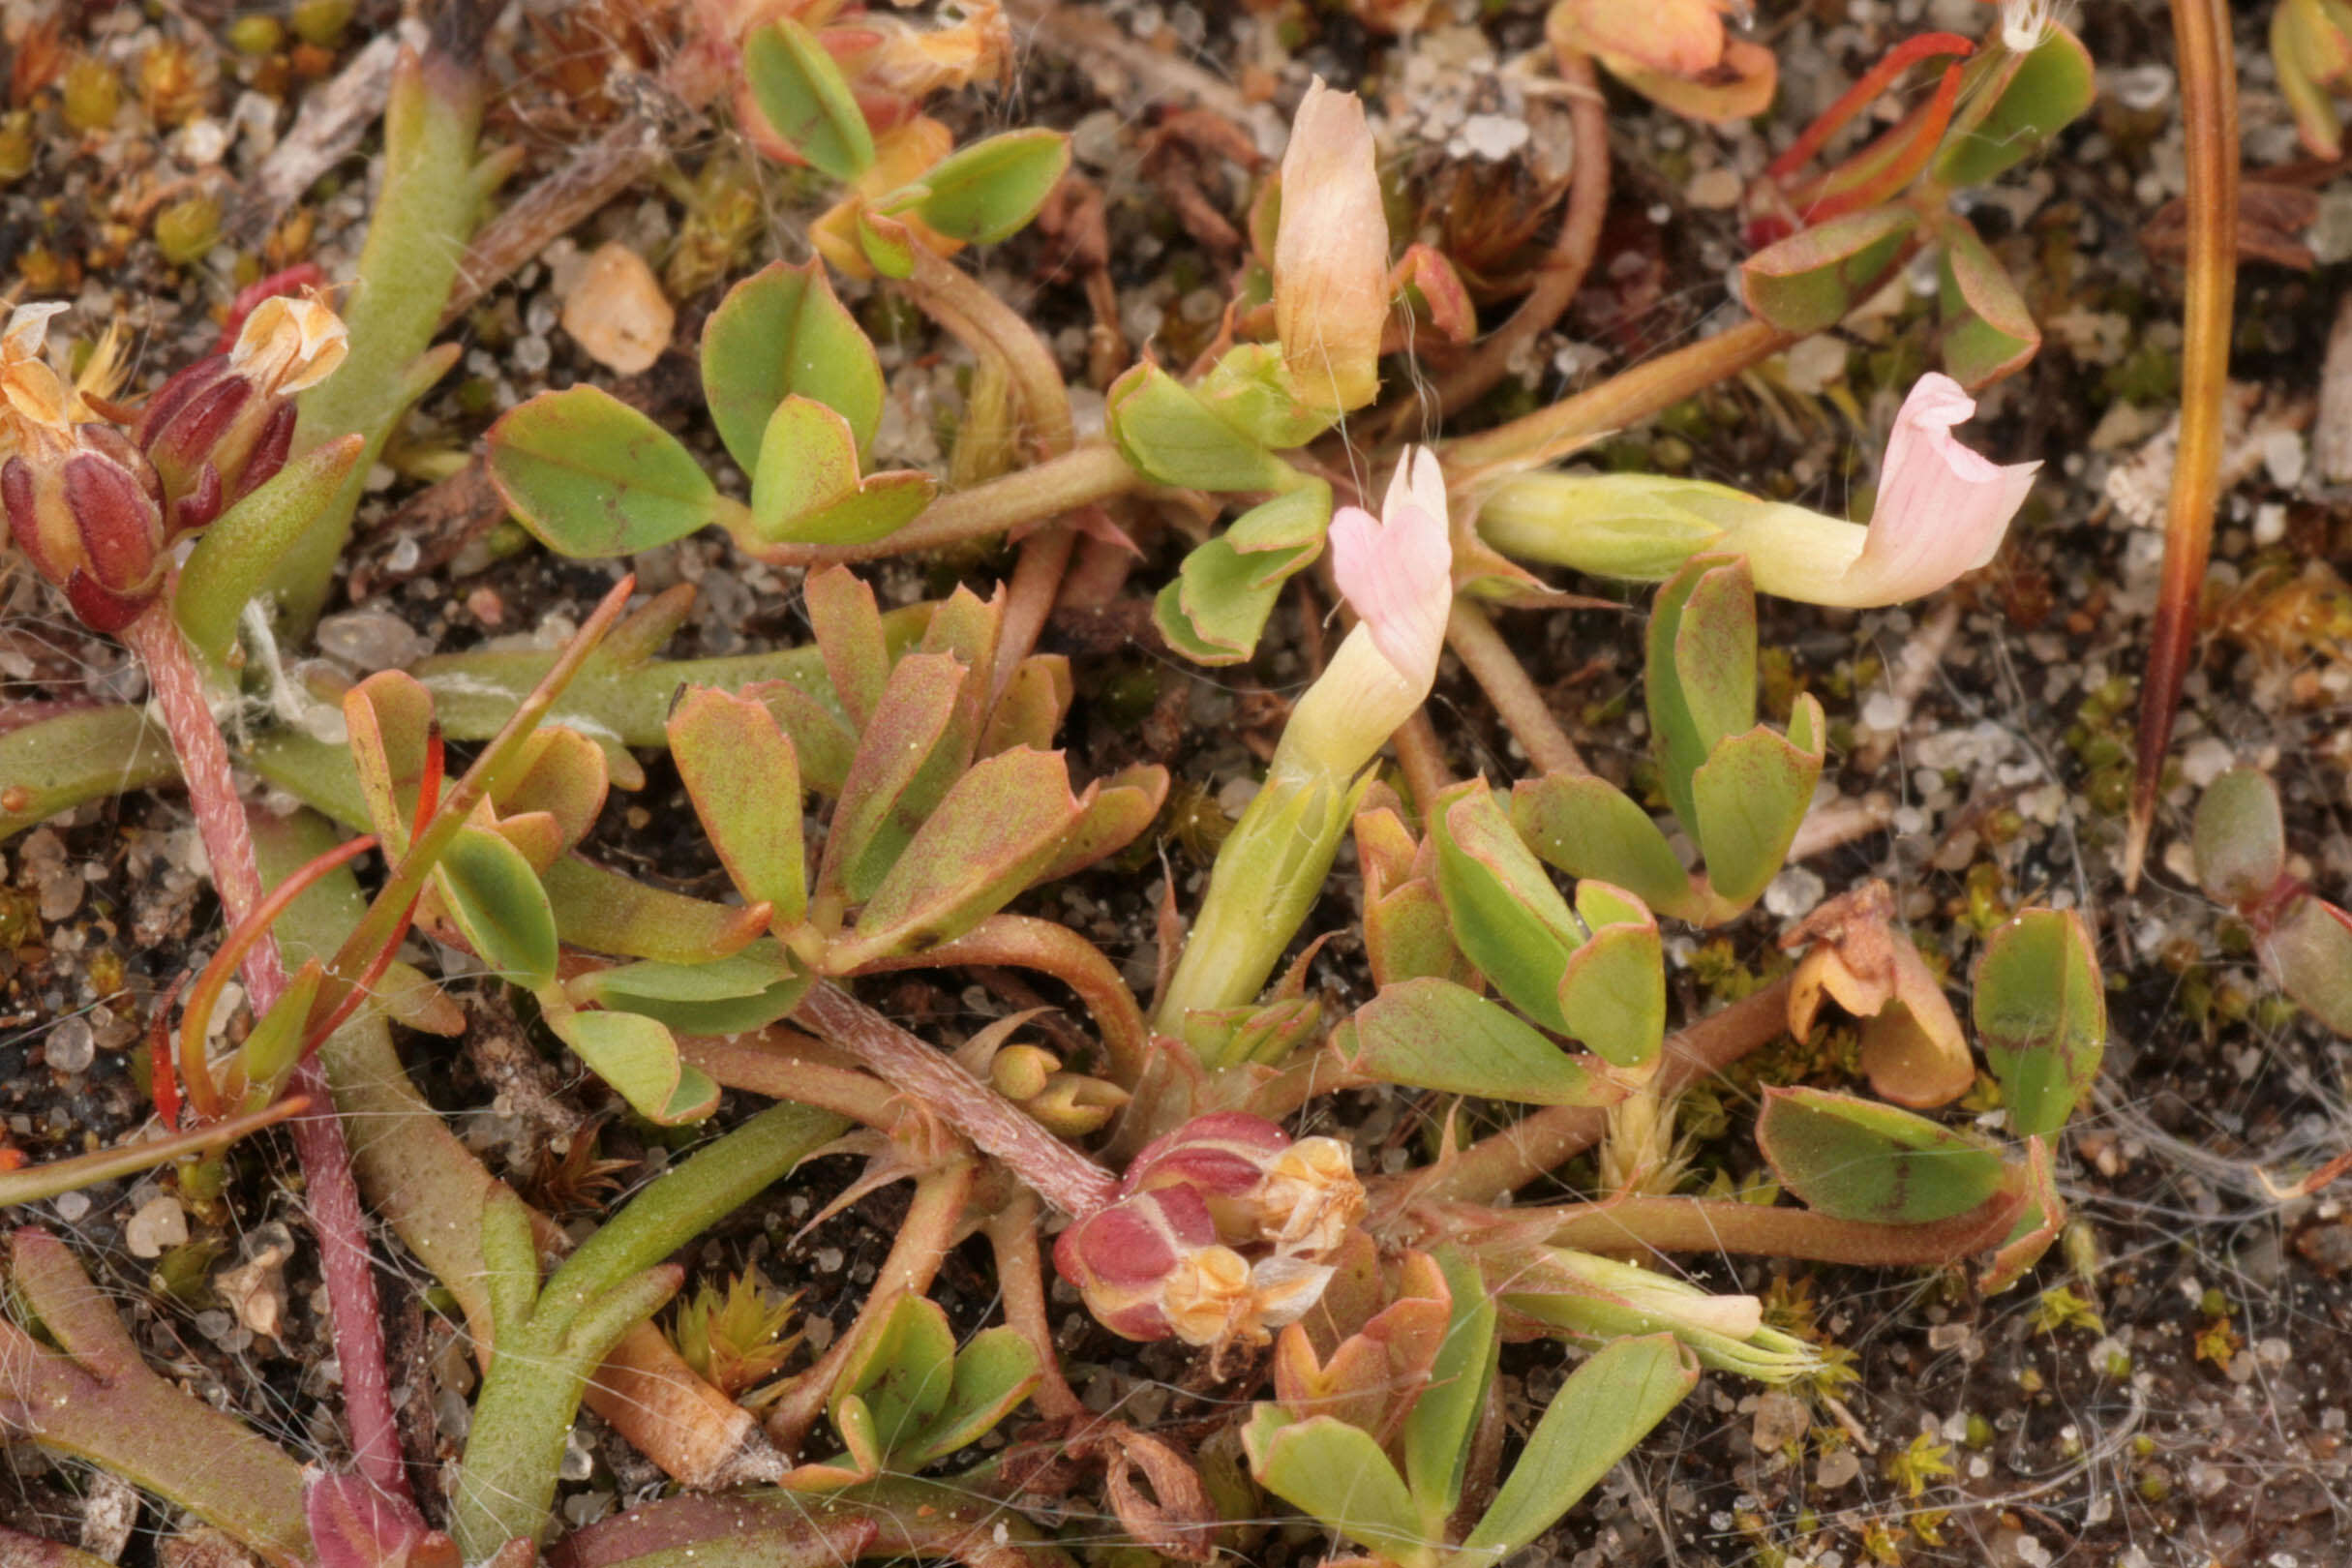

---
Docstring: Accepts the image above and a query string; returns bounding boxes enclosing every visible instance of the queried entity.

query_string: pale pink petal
[1839,373,2038,606]
[1275,79,1390,413]
[1331,448,1453,689]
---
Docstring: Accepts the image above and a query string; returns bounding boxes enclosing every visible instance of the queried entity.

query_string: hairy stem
[121,607,408,1503]
[1445,599,1588,777]
[1496,1184,2026,1266]
[2125,0,2239,889]
[795,983,1119,1218]
[0,1097,312,1208]
[1410,977,1792,1205]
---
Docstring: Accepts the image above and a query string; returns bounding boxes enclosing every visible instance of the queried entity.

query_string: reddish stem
[1766,33,1975,184]
[2126,0,2239,888]
[795,982,1119,1218]
[121,607,410,1506]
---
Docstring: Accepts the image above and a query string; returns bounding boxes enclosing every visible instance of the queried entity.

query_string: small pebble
[48,1015,95,1073]
[561,242,674,376]
[125,1195,188,1259]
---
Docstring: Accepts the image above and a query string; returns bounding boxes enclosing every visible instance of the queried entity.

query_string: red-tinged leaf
[1387,243,1475,345]
[1783,60,1966,223]
[803,566,890,730]
[1036,764,1168,883]
[488,385,718,558]
[496,726,610,855]
[819,651,969,905]
[741,16,876,183]
[344,671,436,856]
[1756,1086,2009,1224]
[669,685,806,926]
[856,206,917,279]
[490,809,564,873]
[835,747,1091,965]
[981,655,1073,757]
[1607,39,1776,124]
[702,260,885,471]
[1740,206,1918,335]
[1768,33,1975,182]
[746,397,936,547]
[740,678,860,797]
[1513,773,1696,922]
[1936,218,2040,388]
[1973,910,2104,1139]
[2262,895,2352,1037]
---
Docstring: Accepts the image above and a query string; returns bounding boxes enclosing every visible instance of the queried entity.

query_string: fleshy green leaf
[1756,1087,2009,1224]
[1932,23,2095,189]
[1512,774,1695,920]
[1648,554,1756,833]
[1155,483,1331,665]
[2192,766,2286,906]
[1973,910,2104,1139]
[544,1000,720,1125]
[1431,780,1584,1035]
[1403,1250,1498,1525]
[747,396,936,547]
[1740,206,1918,335]
[437,825,558,987]
[902,1327,1042,1466]
[702,260,885,471]
[176,437,365,665]
[1345,978,1615,1107]
[544,856,769,965]
[488,386,717,558]
[571,946,810,1035]
[1937,218,2039,389]
[669,685,805,924]
[1192,343,1340,452]
[1553,882,1664,1070]
[742,17,876,183]
[1245,1409,1427,1566]
[1106,363,1299,493]
[836,1295,958,1457]
[904,130,1071,244]
[1458,1336,1696,1559]
[1690,695,1825,911]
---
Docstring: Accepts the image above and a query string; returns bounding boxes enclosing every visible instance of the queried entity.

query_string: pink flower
[1330,445,1452,691]
[1275,78,1390,413]
[1720,373,2037,608]
[1842,372,2039,606]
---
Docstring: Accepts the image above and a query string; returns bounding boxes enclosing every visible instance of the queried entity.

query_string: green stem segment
[451,1101,845,1557]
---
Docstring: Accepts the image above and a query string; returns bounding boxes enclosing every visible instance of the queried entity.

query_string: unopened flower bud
[137,294,347,531]
[4,424,169,632]
[0,302,167,633]
[1274,78,1390,413]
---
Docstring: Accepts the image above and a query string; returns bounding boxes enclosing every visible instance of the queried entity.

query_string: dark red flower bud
[4,425,168,633]
[136,295,345,532]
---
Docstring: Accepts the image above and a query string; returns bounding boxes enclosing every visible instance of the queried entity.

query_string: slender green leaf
[906,130,1070,244]
[175,436,365,663]
[1346,979,1614,1106]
